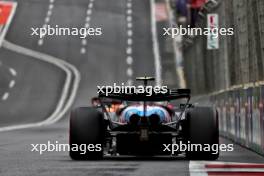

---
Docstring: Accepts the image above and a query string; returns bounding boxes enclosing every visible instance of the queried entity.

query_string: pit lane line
[126,0,134,85]
[80,0,95,54]
[0,40,81,132]
[125,0,161,86]
[38,0,55,46]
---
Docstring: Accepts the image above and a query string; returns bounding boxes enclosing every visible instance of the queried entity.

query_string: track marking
[45,17,50,23]
[127,9,132,15]
[48,4,54,10]
[2,92,9,101]
[38,0,55,46]
[42,24,47,29]
[0,40,81,132]
[80,0,96,54]
[165,0,186,88]
[38,39,44,46]
[150,0,162,86]
[126,56,133,65]
[86,16,91,22]
[47,10,52,16]
[80,47,86,54]
[0,65,17,100]
[9,67,17,76]
[127,22,133,28]
[127,22,132,28]
[127,29,133,36]
[125,0,134,84]
[88,2,93,8]
[127,2,132,8]
[127,79,133,86]
[86,9,92,15]
[126,16,132,22]
[85,23,90,28]
[189,161,264,176]
[127,38,133,45]
[9,80,15,88]
[126,67,133,77]
[126,46,132,55]
[81,39,87,45]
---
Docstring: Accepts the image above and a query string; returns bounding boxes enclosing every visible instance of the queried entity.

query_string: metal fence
[183,0,264,95]
[212,85,264,155]
[180,0,264,155]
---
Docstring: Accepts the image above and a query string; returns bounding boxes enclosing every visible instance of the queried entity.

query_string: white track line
[127,79,133,86]
[80,47,86,54]
[165,0,186,88]
[80,0,95,54]
[9,67,17,76]
[2,92,9,101]
[127,38,133,45]
[0,40,81,132]
[38,0,55,46]
[86,16,91,22]
[49,4,54,10]
[127,2,132,8]
[126,56,133,65]
[126,46,132,55]
[9,80,15,88]
[126,67,133,77]
[127,22,133,28]
[127,30,133,37]
[125,0,134,84]
[0,1,17,47]
[86,9,92,15]
[126,16,132,22]
[150,0,162,86]
[127,9,132,15]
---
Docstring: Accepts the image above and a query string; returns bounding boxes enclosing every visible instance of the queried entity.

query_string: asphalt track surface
[0,0,263,176]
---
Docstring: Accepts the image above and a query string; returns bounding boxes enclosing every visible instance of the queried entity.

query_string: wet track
[0,0,263,175]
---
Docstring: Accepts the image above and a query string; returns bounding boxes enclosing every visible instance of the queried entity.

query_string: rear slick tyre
[185,107,219,160]
[69,107,104,160]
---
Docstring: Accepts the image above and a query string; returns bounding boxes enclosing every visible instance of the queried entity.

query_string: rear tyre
[69,107,105,160]
[185,106,219,160]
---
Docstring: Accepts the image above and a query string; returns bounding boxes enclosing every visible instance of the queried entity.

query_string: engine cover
[120,105,171,123]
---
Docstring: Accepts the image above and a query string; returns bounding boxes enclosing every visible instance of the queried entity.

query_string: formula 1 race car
[69,77,219,160]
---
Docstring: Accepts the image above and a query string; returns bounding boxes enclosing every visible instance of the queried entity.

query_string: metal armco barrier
[212,86,264,155]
